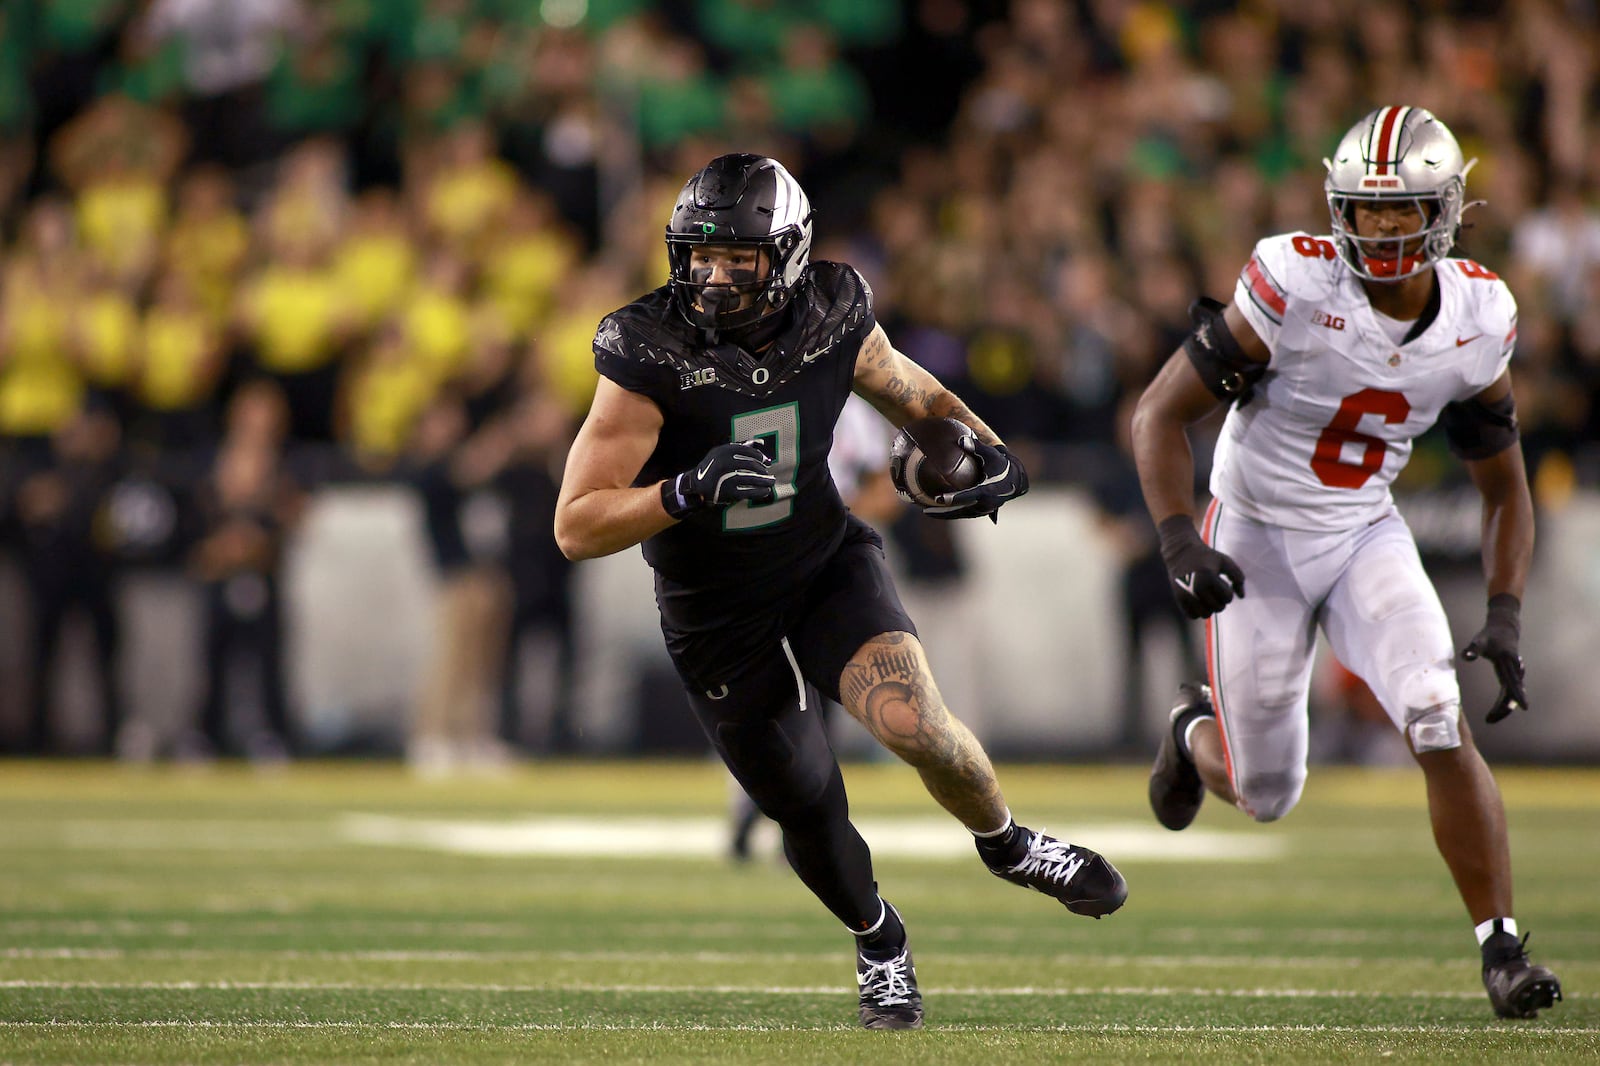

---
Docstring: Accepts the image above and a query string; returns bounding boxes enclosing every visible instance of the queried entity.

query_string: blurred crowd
[1,0,1598,763]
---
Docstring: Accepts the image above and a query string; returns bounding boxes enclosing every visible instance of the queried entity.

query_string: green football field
[1,760,1595,1064]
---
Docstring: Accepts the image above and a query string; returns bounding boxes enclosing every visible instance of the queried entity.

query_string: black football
[889,417,981,506]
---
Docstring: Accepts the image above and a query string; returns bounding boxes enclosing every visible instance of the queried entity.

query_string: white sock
[971,809,1014,839]
[1475,917,1517,945]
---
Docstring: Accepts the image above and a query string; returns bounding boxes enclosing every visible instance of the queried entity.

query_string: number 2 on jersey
[727,403,799,530]
[1310,388,1410,489]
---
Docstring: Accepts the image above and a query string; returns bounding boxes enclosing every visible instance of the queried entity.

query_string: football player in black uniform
[555,155,1128,1030]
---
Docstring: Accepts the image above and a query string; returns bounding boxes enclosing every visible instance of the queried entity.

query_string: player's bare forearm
[554,377,669,560]
[554,483,676,561]
[853,325,1001,444]
[1466,444,1535,600]
[839,632,1008,831]
[1132,351,1218,525]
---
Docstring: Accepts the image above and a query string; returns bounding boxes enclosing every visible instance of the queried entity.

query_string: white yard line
[7,919,1594,958]
[1,947,1448,967]
[337,813,1284,861]
[0,1019,1592,1035]
[19,814,1283,861]
[9,918,1588,948]
[0,979,1502,1001]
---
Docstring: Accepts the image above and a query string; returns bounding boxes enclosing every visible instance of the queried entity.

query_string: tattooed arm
[852,324,1001,445]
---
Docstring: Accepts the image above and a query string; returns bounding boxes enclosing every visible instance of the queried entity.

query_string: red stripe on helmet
[1373,106,1404,175]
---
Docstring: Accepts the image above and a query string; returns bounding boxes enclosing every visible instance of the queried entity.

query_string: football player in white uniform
[1131,107,1562,1019]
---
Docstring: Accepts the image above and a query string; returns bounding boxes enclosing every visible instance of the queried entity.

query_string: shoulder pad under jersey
[593,288,706,399]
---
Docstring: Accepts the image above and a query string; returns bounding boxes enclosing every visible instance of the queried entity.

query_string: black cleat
[1483,932,1562,1019]
[857,910,923,1030]
[1150,682,1212,831]
[984,827,1127,918]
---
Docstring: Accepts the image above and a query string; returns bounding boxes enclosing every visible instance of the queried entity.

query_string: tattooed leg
[839,631,1008,832]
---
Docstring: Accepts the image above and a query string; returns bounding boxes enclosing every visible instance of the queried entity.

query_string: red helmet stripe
[1371,106,1409,175]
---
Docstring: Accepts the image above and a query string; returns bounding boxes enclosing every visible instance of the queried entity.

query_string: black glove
[1461,593,1527,724]
[661,441,775,519]
[924,439,1029,522]
[1158,515,1245,619]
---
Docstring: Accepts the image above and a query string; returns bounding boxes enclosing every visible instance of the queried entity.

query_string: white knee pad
[1407,702,1462,753]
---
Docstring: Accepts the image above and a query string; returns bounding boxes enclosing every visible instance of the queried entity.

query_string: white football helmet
[1323,106,1478,282]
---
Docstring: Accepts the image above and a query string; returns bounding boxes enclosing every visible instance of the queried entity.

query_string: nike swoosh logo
[1175,574,1197,595]
[1456,335,1482,346]
[697,457,716,479]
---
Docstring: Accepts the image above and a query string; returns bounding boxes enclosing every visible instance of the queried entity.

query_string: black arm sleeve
[1440,391,1520,460]
[1182,297,1267,403]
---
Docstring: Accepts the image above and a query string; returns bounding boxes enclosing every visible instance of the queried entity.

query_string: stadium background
[1,0,1598,767]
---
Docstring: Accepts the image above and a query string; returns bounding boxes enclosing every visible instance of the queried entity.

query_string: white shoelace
[858,950,915,1007]
[1006,830,1086,889]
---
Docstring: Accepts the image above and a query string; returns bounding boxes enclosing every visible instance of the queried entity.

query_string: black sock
[857,900,906,958]
[1481,921,1523,966]
[973,819,1029,869]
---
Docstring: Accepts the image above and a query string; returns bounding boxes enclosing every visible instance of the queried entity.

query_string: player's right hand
[1157,515,1245,619]
[663,441,776,518]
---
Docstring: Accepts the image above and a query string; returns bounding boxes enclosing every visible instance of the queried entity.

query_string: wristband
[661,474,695,520]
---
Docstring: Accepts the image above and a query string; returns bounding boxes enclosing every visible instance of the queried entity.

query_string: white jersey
[1214,232,1517,532]
[828,393,891,500]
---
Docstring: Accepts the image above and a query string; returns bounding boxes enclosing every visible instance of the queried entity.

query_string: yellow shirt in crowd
[139,305,215,411]
[245,266,344,373]
[334,231,417,329]
[77,288,139,390]
[481,230,574,338]
[345,355,436,462]
[399,286,470,379]
[77,178,167,281]
[0,272,82,435]
[426,159,518,251]
[166,210,250,319]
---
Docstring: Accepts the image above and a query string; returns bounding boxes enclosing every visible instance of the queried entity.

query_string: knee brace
[1407,702,1462,753]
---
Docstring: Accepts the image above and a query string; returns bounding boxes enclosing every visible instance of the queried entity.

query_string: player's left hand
[1461,593,1527,724]
[924,439,1029,522]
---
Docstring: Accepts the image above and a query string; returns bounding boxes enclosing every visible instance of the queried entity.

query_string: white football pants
[1202,501,1459,821]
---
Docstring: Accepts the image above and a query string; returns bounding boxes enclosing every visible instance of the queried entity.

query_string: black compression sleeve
[1440,392,1519,460]
[1182,297,1267,403]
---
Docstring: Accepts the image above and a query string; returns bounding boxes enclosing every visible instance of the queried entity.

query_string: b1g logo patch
[680,367,718,389]
[1312,309,1346,331]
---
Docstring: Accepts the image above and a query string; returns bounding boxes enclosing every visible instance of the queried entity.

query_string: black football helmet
[665,154,814,337]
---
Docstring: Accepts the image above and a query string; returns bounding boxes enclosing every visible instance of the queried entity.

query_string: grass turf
[0,761,1595,1064]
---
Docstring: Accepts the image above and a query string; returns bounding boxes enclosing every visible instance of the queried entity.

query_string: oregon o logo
[752,367,769,384]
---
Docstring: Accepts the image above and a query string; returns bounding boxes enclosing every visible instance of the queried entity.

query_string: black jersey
[593,260,877,620]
